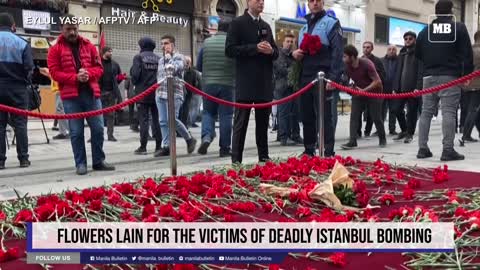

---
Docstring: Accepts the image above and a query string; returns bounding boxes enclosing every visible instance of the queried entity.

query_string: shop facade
[99,0,194,76]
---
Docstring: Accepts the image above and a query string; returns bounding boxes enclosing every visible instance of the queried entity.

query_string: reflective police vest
[298,14,338,48]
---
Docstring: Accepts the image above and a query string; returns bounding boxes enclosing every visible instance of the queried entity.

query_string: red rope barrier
[184,80,317,109]
[0,82,159,120]
[328,70,480,99]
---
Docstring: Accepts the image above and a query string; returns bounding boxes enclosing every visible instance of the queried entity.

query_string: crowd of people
[0,0,479,175]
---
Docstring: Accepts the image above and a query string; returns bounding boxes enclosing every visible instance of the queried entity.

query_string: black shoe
[393,132,407,141]
[52,127,59,131]
[341,141,358,150]
[379,137,387,148]
[186,138,197,154]
[463,137,478,143]
[364,131,371,137]
[404,135,413,144]
[291,136,304,144]
[19,159,31,168]
[441,149,465,161]
[130,126,140,132]
[148,135,154,141]
[53,134,69,140]
[460,127,464,134]
[108,136,117,142]
[417,148,433,159]
[134,147,147,155]
[154,148,170,157]
[390,131,398,136]
[259,156,271,162]
[92,161,115,171]
[302,150,315,157]
[198,141,210,155]
[76,164,87,175]
[372,131,378,136]
[87,138,91,143]
[219,150,232,158]
[0,161,5,170]
[191,123,199,128]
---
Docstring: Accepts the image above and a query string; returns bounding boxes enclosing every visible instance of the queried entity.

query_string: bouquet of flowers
[288,33,323,90]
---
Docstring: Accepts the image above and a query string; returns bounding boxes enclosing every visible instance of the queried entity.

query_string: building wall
[68,2,101,46]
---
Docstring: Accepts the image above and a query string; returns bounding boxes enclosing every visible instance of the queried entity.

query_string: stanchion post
[317,72,325,157]
[165,64,177,176]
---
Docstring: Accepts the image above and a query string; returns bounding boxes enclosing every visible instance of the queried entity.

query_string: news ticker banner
[27,222,455,264]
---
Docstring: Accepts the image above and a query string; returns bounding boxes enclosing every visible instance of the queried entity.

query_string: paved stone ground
[1,113,479,201]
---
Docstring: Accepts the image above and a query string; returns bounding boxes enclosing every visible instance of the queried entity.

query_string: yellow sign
[141,0,173,12]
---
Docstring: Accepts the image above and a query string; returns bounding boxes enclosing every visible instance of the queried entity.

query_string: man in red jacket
[48,14,115,175]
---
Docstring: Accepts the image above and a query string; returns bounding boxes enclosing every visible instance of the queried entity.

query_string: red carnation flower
[296,207,312,218]
[299,33,322,55]
[328,252,347,267]
[88,200,103,212]
[142,204,156,220]
[407,179,421,189]
[143,215,160,222]
[0,211,6,221]
[173,264,195,270]
[353,180,367,193]
[224,214,235,222]
[379,194,395,205]
[403,188,415,200]
[14,209,35,224]
[269,265,280,270]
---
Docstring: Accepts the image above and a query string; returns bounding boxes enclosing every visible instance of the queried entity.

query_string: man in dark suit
[226,0,279,164]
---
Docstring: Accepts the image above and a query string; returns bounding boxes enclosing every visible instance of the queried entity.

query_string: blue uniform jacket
[0,27,34,87]
[298,12,344,82]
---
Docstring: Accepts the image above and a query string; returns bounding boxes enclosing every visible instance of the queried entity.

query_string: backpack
[28,84,42,111]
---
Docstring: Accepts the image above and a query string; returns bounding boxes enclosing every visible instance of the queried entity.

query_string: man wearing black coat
[130,37,162,156]
[226,0,279,164]
[391,31,423,144]
[99,47,122,142]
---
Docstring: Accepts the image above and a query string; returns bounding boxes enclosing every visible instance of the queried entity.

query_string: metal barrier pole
[165,64,177,176]
[317,72,325,157]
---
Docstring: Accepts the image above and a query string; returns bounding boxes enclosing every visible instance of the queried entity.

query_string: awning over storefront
[278,17,361,33]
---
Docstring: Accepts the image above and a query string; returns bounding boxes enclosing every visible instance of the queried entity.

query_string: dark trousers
[128,103,139,129]
[350,97,386,143]
[101,92,116,137]
[179,90,193,127]
[277,88,301,141]
[0,87,28,162]
[231,100,270,163]
[460,90,469,129]
[392,97,421,136]
[137,103,162,150]
[462,91,480,139]
[300,78,335,156]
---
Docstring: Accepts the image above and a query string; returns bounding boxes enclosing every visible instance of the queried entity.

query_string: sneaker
[404,135,413,144]
[134,147,147,155]
[390,131,399,136]
[92,161,116,171]
[108,136,117,142]
[186,138,197,154]
[0,161,5,170]
[76,164,87,175]
[198,141,210,155]
[19,159,31,168]
[393,132,407,141]
[154,147,170,157]
[440,149,465,161]
[53,134,69,140]
[341,141,358,150]
[417,148,433,159]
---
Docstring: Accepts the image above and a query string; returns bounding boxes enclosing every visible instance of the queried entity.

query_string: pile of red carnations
[1,155,480,269]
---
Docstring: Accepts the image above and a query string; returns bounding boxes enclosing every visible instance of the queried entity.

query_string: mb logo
[433,23,452,34]
[428,14,456,43]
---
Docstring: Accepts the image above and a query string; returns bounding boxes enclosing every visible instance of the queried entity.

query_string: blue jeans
[62,90,105,168]
[156,96,191,147]
[277,88,300,141]
[201,84,234,152]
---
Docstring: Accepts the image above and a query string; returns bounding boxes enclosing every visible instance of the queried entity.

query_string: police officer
[0,13,34,169]
[292,0,344,156]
